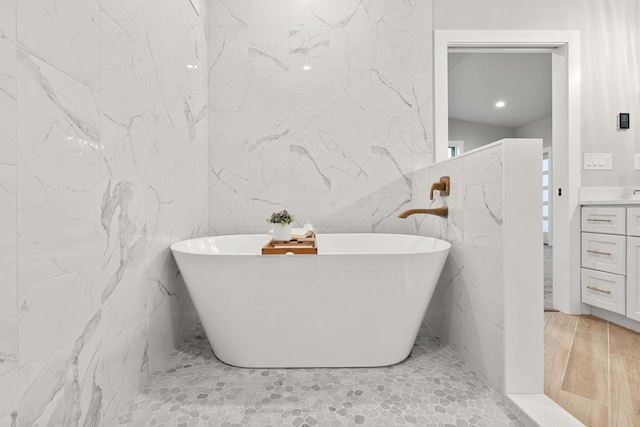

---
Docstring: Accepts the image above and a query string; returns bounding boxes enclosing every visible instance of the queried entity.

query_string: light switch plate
[635,154,640,170]
[584,153,613,170]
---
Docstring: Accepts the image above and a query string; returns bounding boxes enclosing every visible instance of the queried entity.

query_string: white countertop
[581,199,640,206]
[579,187,640,206]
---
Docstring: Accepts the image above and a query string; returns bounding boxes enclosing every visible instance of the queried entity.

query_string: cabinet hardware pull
[586,218,612,222]
[587,285,612,295]
[586,249,612,256]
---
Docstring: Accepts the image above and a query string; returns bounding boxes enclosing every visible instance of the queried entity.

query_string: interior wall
[434,0,640,187]
[207,0,433,235]
[0,0,208,425]
[516,116,552,148]
[418,139,543,394]
[448,118,516,152]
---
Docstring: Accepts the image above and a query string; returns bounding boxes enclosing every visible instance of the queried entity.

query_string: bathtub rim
[170,232,452,256]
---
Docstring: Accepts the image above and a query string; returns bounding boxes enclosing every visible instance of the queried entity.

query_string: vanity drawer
[627,207,640,237]
[581,268,626,315]
[581,232,626,275]
[581,206,626,235]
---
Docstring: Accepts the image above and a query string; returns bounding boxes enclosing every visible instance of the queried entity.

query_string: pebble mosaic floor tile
[116,325,532,427]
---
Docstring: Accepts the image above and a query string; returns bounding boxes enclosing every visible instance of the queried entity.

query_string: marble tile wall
[417,143,506,393]
[0,0,17,424]
[208,0,434,235]
[0,0,208,426]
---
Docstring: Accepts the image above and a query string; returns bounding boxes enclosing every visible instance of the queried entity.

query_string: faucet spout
[398,207,448,219]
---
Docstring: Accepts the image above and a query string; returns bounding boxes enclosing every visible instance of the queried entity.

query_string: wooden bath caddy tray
[262,234,317,255]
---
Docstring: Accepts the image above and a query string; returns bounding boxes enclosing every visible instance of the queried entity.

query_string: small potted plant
[267,209,295,241]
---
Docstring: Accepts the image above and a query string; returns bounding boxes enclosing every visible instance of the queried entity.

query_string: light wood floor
[544,312,640,426]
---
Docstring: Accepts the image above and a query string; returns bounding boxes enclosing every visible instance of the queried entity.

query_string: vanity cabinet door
[627,237,640,321]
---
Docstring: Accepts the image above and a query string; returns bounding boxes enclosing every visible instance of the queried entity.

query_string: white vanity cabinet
[581,205,640,321]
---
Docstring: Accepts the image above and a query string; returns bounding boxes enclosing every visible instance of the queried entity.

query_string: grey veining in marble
[208,0,434,236]
[115,323,531,427]
[4,0,209,426]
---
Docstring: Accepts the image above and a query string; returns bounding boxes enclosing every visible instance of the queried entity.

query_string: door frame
[433,29,581,412]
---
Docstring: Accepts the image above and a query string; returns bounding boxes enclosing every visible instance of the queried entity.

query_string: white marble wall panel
[209,28,249,69]
[463,181,504,341]
[411,0,433,74]
[289,29,330,72]
[249,0,289,26]
[209,112,249,194]
[249,26,289,71]
[464,145,504,185]
[0,10,16,423]
[16,52,103,286]
[0,0,15,42]
[289,150,371,195]
[142,0,208,385]
[420,142,507,393]
[209,193,252,235]
[330,72,372,153]
[248,110,289,153]
[329,3,372,71]
[100,13,148,184]
[101,181,149,345]
[17,268,102,427]
[0,36,16,166]
[290,71,331,112]
[209,0,248,27]
[0,413,16,427]
[209,0,434,235]
[146,242,186,372]
[17,0,100,89]
[0,165,16,423]
[371,0,413,31]
[411,75,433,155]
[371,32,413,112]
[101,0,146,47]
[248,153,289,203]
[289,193,375,233]
[101,321,148,426]
[371,193,414,234]
[210,67,249,112]
[289,112,332,152]
[3,0,208,424]
[369,146,413,194]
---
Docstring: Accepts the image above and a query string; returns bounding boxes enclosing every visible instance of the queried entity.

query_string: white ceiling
[448,52,552,128]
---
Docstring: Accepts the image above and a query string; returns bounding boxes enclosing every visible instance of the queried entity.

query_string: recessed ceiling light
[495,100,506,108]
[303,65,311,71]
[186,64,198,69]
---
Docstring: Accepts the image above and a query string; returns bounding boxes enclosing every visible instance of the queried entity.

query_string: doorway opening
[447,50,554,309]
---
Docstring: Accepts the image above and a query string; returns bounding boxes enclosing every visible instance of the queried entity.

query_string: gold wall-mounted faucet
[398,176,451,219]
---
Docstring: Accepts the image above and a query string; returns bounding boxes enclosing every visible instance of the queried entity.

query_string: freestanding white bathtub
[171,233,450,368]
